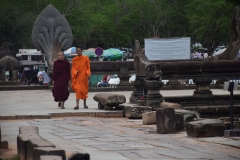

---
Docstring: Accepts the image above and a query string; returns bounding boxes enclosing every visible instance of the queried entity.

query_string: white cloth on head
[37,71,45,77]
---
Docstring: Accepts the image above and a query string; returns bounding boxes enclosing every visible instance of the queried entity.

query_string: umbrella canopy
[106,48,123,60]
[64,47,76,54]
[83,49,96,58]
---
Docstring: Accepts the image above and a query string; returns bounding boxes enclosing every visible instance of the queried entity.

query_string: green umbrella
[82,49,96,58]
[106,48,123,61]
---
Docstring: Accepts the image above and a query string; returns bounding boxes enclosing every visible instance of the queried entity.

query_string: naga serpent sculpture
[32,4,73,72]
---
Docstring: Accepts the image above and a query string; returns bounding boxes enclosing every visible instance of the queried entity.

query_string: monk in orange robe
[71,47,91,109]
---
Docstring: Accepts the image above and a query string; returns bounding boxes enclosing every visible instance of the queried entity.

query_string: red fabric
[52,59,71,102]
[102,75,108,82]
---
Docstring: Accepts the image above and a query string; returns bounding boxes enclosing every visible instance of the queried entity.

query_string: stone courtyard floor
[1,117,240,160]
[0,89,240,159]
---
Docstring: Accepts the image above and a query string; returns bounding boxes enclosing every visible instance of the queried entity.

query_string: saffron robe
[52,59,71,102]
[71,55,91,99]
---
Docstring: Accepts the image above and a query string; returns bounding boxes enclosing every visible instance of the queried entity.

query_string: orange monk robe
[71,55,91,99]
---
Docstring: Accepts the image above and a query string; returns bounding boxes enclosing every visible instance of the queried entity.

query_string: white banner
[144,37,190,60]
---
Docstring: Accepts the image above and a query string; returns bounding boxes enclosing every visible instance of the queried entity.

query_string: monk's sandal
[74,106,79,110]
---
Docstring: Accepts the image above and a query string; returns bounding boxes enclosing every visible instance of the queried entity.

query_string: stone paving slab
[1,117,240,159]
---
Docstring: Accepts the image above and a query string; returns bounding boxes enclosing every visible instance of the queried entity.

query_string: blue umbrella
[64,47,76,54]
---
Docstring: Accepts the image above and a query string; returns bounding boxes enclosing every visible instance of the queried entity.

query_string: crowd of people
[192,50,209,59]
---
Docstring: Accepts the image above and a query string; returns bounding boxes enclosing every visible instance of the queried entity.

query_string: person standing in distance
[71,47,91,109]
[52,51,71,109]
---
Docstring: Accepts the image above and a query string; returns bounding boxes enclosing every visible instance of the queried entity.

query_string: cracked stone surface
[1,117,240,160]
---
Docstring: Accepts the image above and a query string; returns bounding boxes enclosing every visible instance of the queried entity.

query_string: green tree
[187,0,235,54]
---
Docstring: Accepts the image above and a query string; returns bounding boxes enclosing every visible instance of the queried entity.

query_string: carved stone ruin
[0,42,21,82]
[130,40,163,107]
[32,4,73,73]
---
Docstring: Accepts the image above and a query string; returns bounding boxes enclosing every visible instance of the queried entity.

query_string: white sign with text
[144,37,190,60]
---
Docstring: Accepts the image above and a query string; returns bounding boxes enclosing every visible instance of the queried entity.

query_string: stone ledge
[0,111,125,121]
[106,111,123,117]
[16,115,51,120]
[0,116,16,120]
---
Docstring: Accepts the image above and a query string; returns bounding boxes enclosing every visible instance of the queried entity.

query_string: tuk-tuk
[19,60,45,85]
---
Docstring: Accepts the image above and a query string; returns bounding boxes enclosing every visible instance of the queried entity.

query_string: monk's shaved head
[58,51,64,55]
[58,51,64,60]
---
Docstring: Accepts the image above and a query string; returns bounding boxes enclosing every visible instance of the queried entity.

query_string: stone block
[175,109,200,131]
[27,138,56,160]
[17,133,42,160]
[156,108,176,134]
[142,111,156,125]
[19,126,39,134]
[124,105,152,119]
[40,155,62,160]
[93,93,126,107]
[224,129,240,137]
[33,147,65,160]
[186,119,226,137]
[160,102,183,109]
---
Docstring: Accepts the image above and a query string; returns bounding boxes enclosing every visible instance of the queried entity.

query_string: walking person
[71,47,91,109]
[52,51,71,109]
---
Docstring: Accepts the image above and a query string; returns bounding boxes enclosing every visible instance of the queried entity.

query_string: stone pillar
[12,70,19,81]
[144,80,164,106]
[193,77,213,96]
[129,77,144,104]
[118,67,131,88]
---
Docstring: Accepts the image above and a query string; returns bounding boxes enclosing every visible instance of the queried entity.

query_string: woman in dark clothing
[52,51,71,109]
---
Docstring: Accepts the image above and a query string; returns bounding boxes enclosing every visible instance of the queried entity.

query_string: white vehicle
[129,74,136,83]
[212,48,226,56]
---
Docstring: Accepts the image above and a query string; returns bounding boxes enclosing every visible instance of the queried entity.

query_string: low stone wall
[17,126,66,160]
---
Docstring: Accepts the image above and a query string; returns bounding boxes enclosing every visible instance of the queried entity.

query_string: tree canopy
[0,0,237,54]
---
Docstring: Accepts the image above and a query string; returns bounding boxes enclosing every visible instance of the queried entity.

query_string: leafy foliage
[0,0,237,54]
